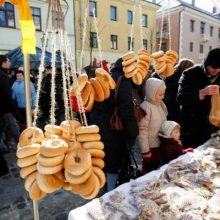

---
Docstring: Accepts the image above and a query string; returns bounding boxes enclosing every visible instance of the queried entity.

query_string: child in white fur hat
[159,120,193,164]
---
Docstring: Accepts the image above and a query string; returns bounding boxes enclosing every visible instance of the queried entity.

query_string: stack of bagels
[17,127,46,200]
[151,50,178,77]
[122,50,151,85]
[70,68,116,112]
[16,121,106,201]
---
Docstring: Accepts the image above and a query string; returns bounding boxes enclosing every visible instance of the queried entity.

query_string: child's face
[171,128,180,141]
[155,90,165,103]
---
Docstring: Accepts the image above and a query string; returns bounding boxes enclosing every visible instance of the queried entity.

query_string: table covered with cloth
[68,137,220,220]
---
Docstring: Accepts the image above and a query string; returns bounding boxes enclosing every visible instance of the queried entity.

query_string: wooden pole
[23,52,39,220]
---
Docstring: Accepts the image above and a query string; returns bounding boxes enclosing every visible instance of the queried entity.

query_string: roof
[157,0,220,20]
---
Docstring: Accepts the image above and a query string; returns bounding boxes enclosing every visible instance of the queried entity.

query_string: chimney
[213,6,217,14]
[191,0,195,6]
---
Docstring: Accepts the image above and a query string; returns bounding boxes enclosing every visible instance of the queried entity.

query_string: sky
[157,0,219,13]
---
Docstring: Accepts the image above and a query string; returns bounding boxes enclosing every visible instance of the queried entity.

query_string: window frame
[143,39,148,50]
[110,5,117,21]
[0,2,16,28]
[127,10,133,24]
[110,35,118,50]
[210,26,213,37]
[142,14,148,27]
[31,7,42,31]
[128,36,134,50]
[89,1,97,17]
[199,44,204,53]
[200,22,205,34]
[189,42,193,52]
[190,19,195,32]
[90,32,98,48]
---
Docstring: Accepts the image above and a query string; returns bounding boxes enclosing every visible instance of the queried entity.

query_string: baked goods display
[151,50,178,77]
[122,50,151,85]
[16,121,105,201]
[70,68,116,112]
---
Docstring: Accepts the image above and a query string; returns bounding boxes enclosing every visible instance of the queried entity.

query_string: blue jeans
[0,113,20,142]
[106,173,119,192]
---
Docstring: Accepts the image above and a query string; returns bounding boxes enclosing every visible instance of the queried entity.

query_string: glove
[183,148,194,153]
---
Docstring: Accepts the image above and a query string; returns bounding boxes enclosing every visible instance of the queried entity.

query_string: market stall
[68,133,220,220]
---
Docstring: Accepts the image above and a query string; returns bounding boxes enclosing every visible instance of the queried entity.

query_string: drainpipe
[179,7,185,59]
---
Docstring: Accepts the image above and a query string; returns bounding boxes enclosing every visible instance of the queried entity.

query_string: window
[110,6,117,21]
[190,19,195,32]
[90,32,98,48]
[111,35,117,49]
[0,2,15,27]
[200,44,204,53]
[219,28,220,39]
[210,26,213,37]
[142,14,148,27]
[127,10,133,24]
[189,42,193,52]
[143,39,148,50]
[200,22,205,34]
[128,37,134,50]
[89,1,97,17]
[31,7,41,31]
[163,20,168,32]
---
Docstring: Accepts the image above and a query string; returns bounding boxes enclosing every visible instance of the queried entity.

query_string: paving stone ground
[0,143,141,220]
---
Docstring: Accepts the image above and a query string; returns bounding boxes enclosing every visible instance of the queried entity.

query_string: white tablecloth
[68,140,212,220]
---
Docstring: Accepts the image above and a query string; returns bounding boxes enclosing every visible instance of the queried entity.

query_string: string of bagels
[15,47,178,202]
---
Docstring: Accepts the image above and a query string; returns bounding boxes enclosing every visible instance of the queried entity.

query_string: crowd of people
[0,48,220,194]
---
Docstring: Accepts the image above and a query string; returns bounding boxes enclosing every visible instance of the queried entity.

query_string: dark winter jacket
[164,69,182,122]
[90,58,139,173]
[0,67,17,115]
[159,137,184,165]
[177,64,220,147]
[39,73,63,121]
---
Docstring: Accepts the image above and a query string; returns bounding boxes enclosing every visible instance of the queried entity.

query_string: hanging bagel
[95,68,116,90]
[82,141,104,150]
[19,127,44,147]
[70,73,88,96]
[93,166,106,188]
[20,164,37,179]
[122,51,135,61]
[84,85,95,112]
[16,144,40,158]
[37,153,65,167]
[29,180,47,201]
[91,158,105,169]
[64,149,92,176]
[76,133,101,142]
[89,78,105,102]
[17,154,38,168]
[24,171,37,191]
[44,125,62,135]
[132,71,143,85]
[81,81,92,105]
[95,76,110,99]
[40,138,68,157]
[75,125,99,135]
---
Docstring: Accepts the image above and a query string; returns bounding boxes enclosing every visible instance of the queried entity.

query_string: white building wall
[0,0,76,59]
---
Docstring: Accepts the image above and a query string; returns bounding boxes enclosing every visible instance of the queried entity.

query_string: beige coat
[138,78,168,154]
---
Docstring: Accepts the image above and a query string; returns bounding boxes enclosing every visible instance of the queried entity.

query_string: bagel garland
[151,50,178,77]
[70,68,116,113]
[122,50,151,85]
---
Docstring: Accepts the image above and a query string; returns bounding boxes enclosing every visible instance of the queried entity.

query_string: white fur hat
[159,120,180,138]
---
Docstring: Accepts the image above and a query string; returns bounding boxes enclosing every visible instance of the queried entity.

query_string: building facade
[74,0,159,71]
[156,0,220,64]
[0,0,75,66]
